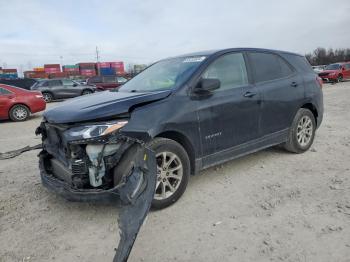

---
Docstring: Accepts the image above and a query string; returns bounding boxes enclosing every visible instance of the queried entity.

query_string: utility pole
[95,46,100,63]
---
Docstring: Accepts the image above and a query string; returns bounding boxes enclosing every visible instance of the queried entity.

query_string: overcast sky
[0,0,349,73]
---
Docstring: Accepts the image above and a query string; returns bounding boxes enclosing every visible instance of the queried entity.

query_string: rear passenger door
[247,52,304,136]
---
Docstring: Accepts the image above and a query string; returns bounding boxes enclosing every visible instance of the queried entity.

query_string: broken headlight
[63,120,128,141]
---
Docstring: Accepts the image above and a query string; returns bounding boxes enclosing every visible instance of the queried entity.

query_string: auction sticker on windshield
[183,56,206,63]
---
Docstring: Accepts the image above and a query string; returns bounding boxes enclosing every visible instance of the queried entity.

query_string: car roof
[171,47,303,59]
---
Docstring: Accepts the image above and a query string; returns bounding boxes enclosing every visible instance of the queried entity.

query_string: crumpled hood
[44,90,171,124]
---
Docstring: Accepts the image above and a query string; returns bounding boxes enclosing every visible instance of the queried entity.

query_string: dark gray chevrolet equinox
[37,48,323,209]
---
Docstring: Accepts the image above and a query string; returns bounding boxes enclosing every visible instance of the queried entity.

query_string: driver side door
[196,52,261,168]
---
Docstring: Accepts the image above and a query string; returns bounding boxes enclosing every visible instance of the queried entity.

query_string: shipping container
[100,67,116,76]
[3,68,18,73]
[49,72,68,79]
[34,67,45,72]
[110,62,125,74]
[24,71,49,79]
[97,62,111,68]
[78,62,96,70]
[80,69,96,76]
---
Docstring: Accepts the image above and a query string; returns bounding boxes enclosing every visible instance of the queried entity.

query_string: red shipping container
[63,67,80,73]
[97,62,111,68]
[44,64,61,69]
[49,72,68,79]
[110,62,125,74]
[3,68,18,73]
[80,69,96,76]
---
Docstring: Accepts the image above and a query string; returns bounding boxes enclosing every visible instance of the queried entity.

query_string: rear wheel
[9,104,30,121]
[42,92,53,103]
[284,108,316,153]
[148,138,190,209]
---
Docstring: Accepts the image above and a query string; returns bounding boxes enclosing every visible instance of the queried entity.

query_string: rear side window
[0,87,12,95]
[48,80,62,86]
[202,52,248,91]
[345,64,350,70]
[283,54,314,73]
[249,52,294,83]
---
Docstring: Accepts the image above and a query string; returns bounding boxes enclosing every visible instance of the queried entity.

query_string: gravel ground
[0,82,350,262]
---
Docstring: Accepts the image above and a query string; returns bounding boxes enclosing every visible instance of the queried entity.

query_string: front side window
[119,56,206,92]
[202,53,248,91]
[249,52,294,83]
[104,76,117,83]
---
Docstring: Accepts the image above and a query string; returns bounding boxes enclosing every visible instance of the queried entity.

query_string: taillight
[316,76,323,89]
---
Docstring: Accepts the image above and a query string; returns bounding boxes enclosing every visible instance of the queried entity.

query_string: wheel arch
[155,130,196,175]
[301,103,318,125]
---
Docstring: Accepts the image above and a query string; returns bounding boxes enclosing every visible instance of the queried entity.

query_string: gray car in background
[31,79,97,102]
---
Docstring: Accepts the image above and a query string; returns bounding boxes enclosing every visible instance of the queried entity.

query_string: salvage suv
[37,48,323,209]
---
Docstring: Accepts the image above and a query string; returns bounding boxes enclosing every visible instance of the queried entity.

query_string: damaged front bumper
[36,121,157,261]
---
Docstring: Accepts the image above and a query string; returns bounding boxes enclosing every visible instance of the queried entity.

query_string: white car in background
[312,65,326,73]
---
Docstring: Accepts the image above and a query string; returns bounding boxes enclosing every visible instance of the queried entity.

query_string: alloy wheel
[13,106,28,120]
[296,115,313,147]
[154,151,183,200]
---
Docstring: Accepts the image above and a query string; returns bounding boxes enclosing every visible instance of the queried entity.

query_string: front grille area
[71,159,88,175]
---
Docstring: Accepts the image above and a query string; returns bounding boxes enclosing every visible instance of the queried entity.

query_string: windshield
[325,64,341,70]
[119,56,206,92]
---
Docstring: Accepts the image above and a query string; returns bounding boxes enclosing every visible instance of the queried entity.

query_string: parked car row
[31,79,97,102]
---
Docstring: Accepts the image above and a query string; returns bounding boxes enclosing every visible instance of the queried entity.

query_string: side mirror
[193,78,220,94]
[73,83,78,87]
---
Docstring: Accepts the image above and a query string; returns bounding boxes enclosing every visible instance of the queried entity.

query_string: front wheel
[148,138,190,209]
[284,108,316,153]
[82,89,93,95]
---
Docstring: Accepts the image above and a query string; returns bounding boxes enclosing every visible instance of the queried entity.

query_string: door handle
[243,91,257,98]
[291,82,298,87]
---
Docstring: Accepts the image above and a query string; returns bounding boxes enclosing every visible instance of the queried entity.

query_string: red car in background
[318,62,350,83]
[0,84,46,121]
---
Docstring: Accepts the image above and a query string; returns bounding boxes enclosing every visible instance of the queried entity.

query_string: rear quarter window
[249,52,294,83]
[282,54,314,73]
[0,87,12,95]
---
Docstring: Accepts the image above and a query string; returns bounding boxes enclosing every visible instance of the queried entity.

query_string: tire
[9,104,30,121]
[284,108,316,153]
[42,92,53,103]
[82,89,93,95]
[148,138,190,209]
[337,75,343,83]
